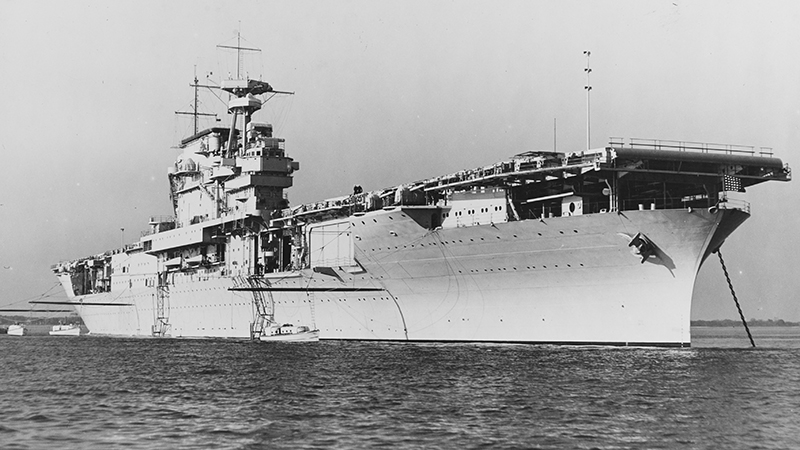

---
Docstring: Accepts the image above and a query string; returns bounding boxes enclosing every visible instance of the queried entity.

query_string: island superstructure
[50,44,791,346]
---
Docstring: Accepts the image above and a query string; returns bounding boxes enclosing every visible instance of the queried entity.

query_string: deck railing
[609,137,773,157]
[525,197,750,220]
[618,197,750,214]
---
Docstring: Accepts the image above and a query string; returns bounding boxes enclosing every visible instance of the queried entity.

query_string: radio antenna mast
[217,29,261,80]
[584,50,592,150]
[175,66,218,135]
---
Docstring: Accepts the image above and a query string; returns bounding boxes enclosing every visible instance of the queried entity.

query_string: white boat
[7,324,27,336]
[49,324,81,336]
[259,324,320,342]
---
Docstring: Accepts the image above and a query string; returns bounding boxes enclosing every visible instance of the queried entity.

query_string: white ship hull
[260,330,320,342]
[7,324,27,336]
[48,39,790,348]
[49,325,81,336]
[61,208,744,346]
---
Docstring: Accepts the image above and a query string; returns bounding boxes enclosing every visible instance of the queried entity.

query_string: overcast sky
[1,0,798,320]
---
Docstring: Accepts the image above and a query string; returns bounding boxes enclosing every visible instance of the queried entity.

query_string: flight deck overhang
[610,147,791,185]
[611,147,785,170]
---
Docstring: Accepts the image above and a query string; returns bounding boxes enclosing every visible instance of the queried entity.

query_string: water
[2,328,799,449]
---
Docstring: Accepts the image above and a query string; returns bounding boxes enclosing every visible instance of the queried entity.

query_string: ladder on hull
[152,282,171,337]
[307,290,317,331]
[234,276,275,340]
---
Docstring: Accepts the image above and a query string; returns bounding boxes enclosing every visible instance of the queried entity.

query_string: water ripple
[1,329,799,449]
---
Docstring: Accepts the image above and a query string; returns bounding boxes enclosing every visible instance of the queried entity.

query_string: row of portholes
[445,205,504,218]
[369,229,581,252]
[282,277,369,283]
[371,236,499,251]
[322,328,398,332]
[464,263,585,273]
[445,318,509,323]
[354,214,406,227]
[274,298,330,304]
[172,302,250,308]
[316,297,391,303]
[173,287,226,292]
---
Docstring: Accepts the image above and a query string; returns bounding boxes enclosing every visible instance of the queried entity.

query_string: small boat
[49,324,81,336]
[7,324,27,336]
[259,323,319,342]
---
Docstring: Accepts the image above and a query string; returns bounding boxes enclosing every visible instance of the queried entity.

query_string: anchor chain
[715,249,755,348]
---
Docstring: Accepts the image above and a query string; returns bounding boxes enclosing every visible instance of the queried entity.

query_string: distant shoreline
[3,316,798,334]
[691,319,799,327]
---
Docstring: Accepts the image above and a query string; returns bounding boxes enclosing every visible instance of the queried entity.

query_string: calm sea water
[1,327,799,450]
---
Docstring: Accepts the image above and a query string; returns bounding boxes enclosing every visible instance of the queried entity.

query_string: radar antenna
[217,30,261,80]
[215,32,294,156]
[584,50,592,150]
[175,66,219,135]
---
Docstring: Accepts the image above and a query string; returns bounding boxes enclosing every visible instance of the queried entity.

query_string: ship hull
[63,208,744,346]
[7,325,27,336]
[49,326,81,336]
[259,330,320,342]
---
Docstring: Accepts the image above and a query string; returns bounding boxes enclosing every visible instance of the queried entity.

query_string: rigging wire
[0,282,76,314]
[1,282,63,309]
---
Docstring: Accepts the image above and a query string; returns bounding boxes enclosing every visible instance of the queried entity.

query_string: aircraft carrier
[50,41,791,346]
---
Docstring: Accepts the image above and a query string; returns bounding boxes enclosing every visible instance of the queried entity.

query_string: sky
[1,0,798,321]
